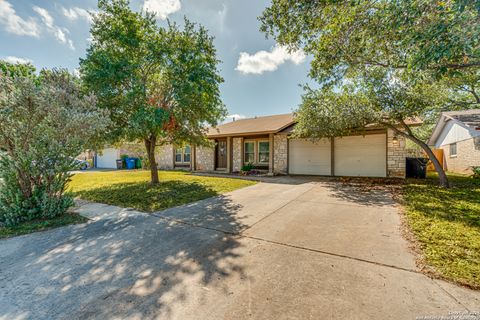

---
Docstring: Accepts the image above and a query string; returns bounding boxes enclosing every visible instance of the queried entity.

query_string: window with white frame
[450,143,457,157]
[175,145,191,163]
[258,141,270,163]
[244,140,270,165]
[244,141,255,164]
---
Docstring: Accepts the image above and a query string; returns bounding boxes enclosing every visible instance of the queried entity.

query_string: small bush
[241,162,254,172]
[472,166,480,179]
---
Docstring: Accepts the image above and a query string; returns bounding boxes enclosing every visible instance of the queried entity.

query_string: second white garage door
[289,139,331,175]
[334,134,386,177]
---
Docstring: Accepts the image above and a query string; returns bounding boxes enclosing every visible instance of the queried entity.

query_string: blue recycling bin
[126,158,136,170]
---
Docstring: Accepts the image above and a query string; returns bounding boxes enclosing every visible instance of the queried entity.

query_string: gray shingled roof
[445,109,480,128]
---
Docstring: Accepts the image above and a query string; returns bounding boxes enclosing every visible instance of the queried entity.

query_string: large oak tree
[260,0,480,187]
[81,0,226,184]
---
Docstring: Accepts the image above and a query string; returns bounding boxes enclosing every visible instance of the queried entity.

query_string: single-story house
[155,113,410,178]
[428,109,480,174]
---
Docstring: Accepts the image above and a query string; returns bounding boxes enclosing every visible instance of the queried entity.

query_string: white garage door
[334,134,386,177]
[289,139,331,175]
[96,148,119,169]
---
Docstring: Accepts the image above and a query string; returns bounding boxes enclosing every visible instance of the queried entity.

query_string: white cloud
[33,6,75,50]
[236,45,306,75]
[61,7,93,23]
[0,0,39,37]
[2,56,32,64]
[223,114,247,123]
[143,0,181,20]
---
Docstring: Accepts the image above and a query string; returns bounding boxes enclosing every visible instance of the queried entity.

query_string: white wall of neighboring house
[96,148,120,169]
[435,120,478,147]
[433,119,480,174]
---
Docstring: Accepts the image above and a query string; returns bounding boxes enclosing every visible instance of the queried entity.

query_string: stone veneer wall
[157,144,174,169]
[441,138,480,174]
[274,134,288,175]
[387,129,407,178]
[196,146,215,171]
[232,138,242,172]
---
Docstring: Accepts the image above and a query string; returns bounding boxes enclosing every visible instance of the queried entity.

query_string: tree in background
[260,0,480,187]
[80,0,226,184]
[0,63,109,226]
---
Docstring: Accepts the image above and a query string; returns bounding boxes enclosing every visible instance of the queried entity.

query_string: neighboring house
[428,109,480,174]
[157,113,411,178]
[94,144,147,169]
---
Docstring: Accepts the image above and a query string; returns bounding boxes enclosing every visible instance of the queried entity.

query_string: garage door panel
[289,139,331,175]
[97,148,119,169]
[334,134,386,177]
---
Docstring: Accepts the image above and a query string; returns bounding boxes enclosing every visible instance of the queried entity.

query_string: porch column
[269,133,274,175]
[227,136,232,173]
[240,137,244,169]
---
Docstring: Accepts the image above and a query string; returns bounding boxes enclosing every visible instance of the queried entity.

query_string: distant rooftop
[443,109,480,128]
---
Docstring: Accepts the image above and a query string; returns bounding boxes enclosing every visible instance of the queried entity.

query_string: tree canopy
[260,0,480,187]
[260,0,480,84]
[0,63,109,226]
[80,0,226,183]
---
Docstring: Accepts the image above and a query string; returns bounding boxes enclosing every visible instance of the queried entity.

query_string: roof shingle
[207,113,295,137]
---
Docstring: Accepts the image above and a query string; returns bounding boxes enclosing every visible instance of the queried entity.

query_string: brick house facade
[428,109,480,175]
[153,114,412,178]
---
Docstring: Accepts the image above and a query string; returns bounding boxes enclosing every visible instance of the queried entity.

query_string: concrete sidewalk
[1,179,479,319]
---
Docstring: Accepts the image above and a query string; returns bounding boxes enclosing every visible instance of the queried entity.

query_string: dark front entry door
[216,140,227,169]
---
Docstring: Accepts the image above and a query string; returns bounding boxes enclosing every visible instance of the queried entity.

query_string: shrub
[472,166,480,179]
[0,64,109,227]
[241,162,254,172]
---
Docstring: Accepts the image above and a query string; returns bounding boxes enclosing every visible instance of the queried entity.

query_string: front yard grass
[0,213,87,239]
[68,170,257,212]
[403,173,480,289]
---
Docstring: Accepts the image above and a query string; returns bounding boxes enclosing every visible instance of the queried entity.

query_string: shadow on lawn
[0,196,248,319]
[73,180,222,212]
[405,178,480,227]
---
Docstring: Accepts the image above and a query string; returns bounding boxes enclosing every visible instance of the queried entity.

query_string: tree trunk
[145,136,159,184]
[388,124,450,188]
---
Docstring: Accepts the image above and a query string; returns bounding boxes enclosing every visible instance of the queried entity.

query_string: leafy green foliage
[80,0,226,182]
[260,1,480,187]
[0,64,109,227]
[241,163,254,172]
[69,170,256,212]
[260,0,480,84]
[472,166,480,179]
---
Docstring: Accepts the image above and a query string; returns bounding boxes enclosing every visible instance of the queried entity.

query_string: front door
[216,140,227,169]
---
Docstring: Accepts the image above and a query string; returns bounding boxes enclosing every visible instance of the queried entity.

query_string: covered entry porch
[213,134,275,174]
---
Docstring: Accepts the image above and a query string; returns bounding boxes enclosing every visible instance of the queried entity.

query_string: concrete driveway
[1,177,479,319]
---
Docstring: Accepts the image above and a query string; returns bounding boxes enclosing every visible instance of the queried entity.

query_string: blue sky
[0,0,312,119]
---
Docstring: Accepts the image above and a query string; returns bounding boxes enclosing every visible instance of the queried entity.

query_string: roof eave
[206,120,296,138]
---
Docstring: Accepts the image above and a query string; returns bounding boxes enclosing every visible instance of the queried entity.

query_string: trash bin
[135,158,142,169]
[116,159,123,170]
[406,157,428,179]
[126,158,136,170]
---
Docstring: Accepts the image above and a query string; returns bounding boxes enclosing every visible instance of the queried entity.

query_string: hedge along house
[157,113,411,178]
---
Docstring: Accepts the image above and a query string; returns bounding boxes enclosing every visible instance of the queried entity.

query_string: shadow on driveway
[0,196,247,320]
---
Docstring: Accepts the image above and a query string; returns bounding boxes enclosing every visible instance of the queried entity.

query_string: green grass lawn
[403,173,480,289]
[0,213,87,239]
[68,170,257,212]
